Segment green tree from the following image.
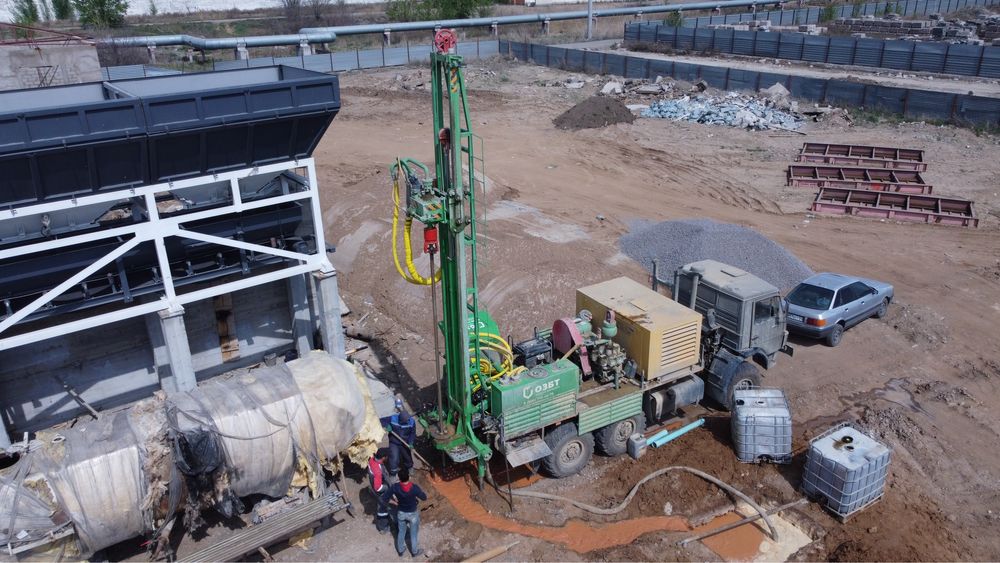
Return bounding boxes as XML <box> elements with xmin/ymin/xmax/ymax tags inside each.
<box><xmin>665</xmin><ymin>11</ymin><xmax>683</xmax><ymax>27</ymax></box>
<box><xmin>12</xmin><ymin>0</ymin><xmax>40</xmax><ymax>26</ymax></box>
<box><xmin>148</xmin><ymin>0</ymin><xmax>157</xmax><ymax>15</ymax></box>
<box><xmin>73</xmin><ymin>0</ymin><xmax>129</xmax><ymax>27</ymax></box>
<box><xmin>819</xmin><ymin>2</ymin><xmax>838</xmax><ymax>22</ymax></box>
<box><xmin>52</xmin><ymin>0</ymin><xmax>74</xmax><ymax>19</ymax></box>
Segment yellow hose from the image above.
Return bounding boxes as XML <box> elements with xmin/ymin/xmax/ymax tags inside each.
<box><xmin>391</xmin><ymin>161</ymin><xmax>441</xmax><ymax>286</ymax></box>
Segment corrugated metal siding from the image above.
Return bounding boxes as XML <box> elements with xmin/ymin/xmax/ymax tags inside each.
<box><xmin>777</xmin><ymin>33</ymin><xmax>805</xmax><ymax>60</ymax></box>
<box><xmin>802</xmin><ymin>36</ymin><xmax>830</xmax><ymax>62</ymax></box>
<box><xmin>754</xmin><ymin>32</ymin><xmax>780</xmax><ymax>57</ymax></box>
<box><xmin>694</xmin><ymin>28</ymin><xmax>715</xmax><ymax>51</ymax></box>
<box><xmin>911</xmin><ymin>43</ymin><xmax>948</xmax><ymax>73</ymax></box>
<box><xmin>881</xmin><ymin>41</ymin><xmax>915</xmax><ymax>71</ymax></box>
<box><xmin>978</xmin><ymin>49</ymin><xmax>1000</xmax><ymax>78</ymax></box>
<box><xmin>578</xmin><ymin>392</ymin><xmax>643</xmax><ymax>434</ymax></box>
<box><xmin>732</xmin><ymin>30</ymin><xmax>756</xmax><ymax>55</ymax></box>
<box><xmin>943</xmin><ymin>44</ymin><xmax>982</xmax><ymax>75</ymax></box>
<box><xmin>503</xmin><ymin>391</ymin><xmax>577</xmax><ymax>437</ymax></box>
<box><xmin>853</xmin><ymin>38</ymin><xmax>884</xmax><ymax>67</ymax></box>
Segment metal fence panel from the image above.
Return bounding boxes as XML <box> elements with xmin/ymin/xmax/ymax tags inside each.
<box><xmin>802</xmin><ymin>35</ymin><xmax>831</xmax><ymax>62</ymax></box>
<box><xmin>274</xmin><ymin>55</ymin><xmax>303</xmax><ymax>68</ymax></box>
<box><xmin>650</xmin><ymin>59</ymin><xmax>675</xmax><ymax>77</ymax></box>
<box><xmin>382</xmin><ymin>47</ymin><xmax>408</xmax><ymax>66</ymax></box>
<box><xmin>727</xmin><ymin>68</ymin><xmax>759</xmax><ymax>90</ymax></box>
<box><xmin>825</xmin><ymin>80</ymin><xmax>867</xmax><ymax>107</ymax></box>
<box><xmin>911</xmin><ymin>42</ymin><xmax>948</xmax><ymax>73</ymax></box>
<box><xmin>103</xmin><ymin>64</ymin><xmax>146</xmax><ymax>80</ymax></box>
<box><xmin>958</xmin><ymin>95</ymin><xmax>1000</xmax><ymax>123</ymax></box>
<box><xmin>408</xmin><ymin>44</ymin><xmax>434</xmax><ymax>63</ymax></box>
<box><xmin>357</xmin><ymin>49</ymin><xmax>383</xmax><ymax>69</ymax></box>
<box><xmin>753</xmin><ymin>32</ymin><xmax>780</xmax><ymax>57</ymax></box>
<box><xmin>583</xmin><ymin>50</ymin><xmax>604</xmax><ymax>74</ymax></box>
<box><xmin>943</xmin><ymin>44</ymin><xmax>982</xmax><ymax>75</ymax></box>
<box><xmin>866</xmin><ymin>85</ymin><xmax>908</xmax><ymax>114</ymax></box>
<box><xmin>676</xmin><ymin>27</ymin><xmax>696</xmax><ymax>50</ymax></box>
<box><xmin>456</xmin><ymin>41</ymin><xmax>478</xmax><ymax>59</ymax></box>
<box><xmin>788</xmin><ymin>76</ymin><xmax>826</xmax><ymax>100</ymax></box>
<box><xmin>694</xmin><ymin>27</ymin><xmax>716</xmax><ymax>51</ymax></box>
<box><xmin>547</xmin><ymin>46</ymin><xmax>568</xmax><ymax>69</ymax></box>
<box><xmin>480</xmin><ymin>40</ymin><xmax>500</xmax><ymax>58</ymax></box>
<box><xmin>906</xmin><ymin>90</ymin><xmax>952</xmax><ymax>119</ymax></box>
<box><xmin>248</xmin><ymin>57</ymin><xmax>276</xmax><ymax>67</ymax></box>
<box><xmin>605</xmin><ymin>53</ymin><xmax>628</xmax><ymax>76</ymax></box>
<box><xmin>714</xmin><ymin>29</ymin><xmax>735</xmax><ymax>52</ymax></box>
<box><xmin>881</xmin><ymin>41</ymin><xmax>915</xmax><ymax>70</ymax></box>
<box><xmin>331</xmin><ymin>51</ymin><xmax>359</xmax><ymax>71</ymax></box>
<box><xmin>214</xmin><ymin>60</ymin><xmax>249</xmax><ymax>71</ymax></box>
<box><xmin>624</xmin><ymin>55</ymin><xmax>646</xmax><ymax>78</ymax></box>
<box><xmin>978</xmin><ymin>48</ymin><xmax>1000</xmax><ymax>78</ymax></box>
<box><xmin>672</xmin><ymin>61</ymin><xmax>701</xmax><ymax>82</ymax></box>
<box><xmin>732</xmin><ymin>30</ymin><xmax>756</xmax><ymax>55</ymax></box>
<box><xmin>302</xmin><ymin>54</ymin><xmax>333</xmax><ymax>73</ymax></box>
<box><xmin>655</xmin><ymin>25</ymin><xmax>677</xmax><ymax>45</ymax></box>
<box><xmin>565</xmin><ymin>48</ymin><xmax>585</xmax><ymax>71</ymax></box>
<box><xmin>699</xmin><ymin>65</ymin><xmax>728</xmax><ymax>88</ymax></box>
<box><xmin>777</xmin><ymin>33</ymin><xmax>805</xmax><ymax>60</ymax></box>
<box><xmin>852</xmin><ymin>38</ymin><xmax>884</xmax><ymax>67</ymax></box>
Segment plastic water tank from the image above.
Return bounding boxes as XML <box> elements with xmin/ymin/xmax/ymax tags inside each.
<box><xmin>731</xmin><ymin>388</ymin><xmax>792</xmax><ymax>463</ymax></box>
<box><xmin>802</xmin><ymin>424</ymin><xmax>891</xmax><ymax>519</ymax></box>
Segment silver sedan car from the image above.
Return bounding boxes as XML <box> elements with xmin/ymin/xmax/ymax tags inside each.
<box><xmin>784</xmin><ymin>273</ymin><xmax>894</xmax><ymax>347</ymax></box>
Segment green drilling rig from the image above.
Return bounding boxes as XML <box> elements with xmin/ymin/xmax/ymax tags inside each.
<box><xmin>389</xmin><ymin>31</ymin><xmax>791</xmax><ymax>487</ymax></box>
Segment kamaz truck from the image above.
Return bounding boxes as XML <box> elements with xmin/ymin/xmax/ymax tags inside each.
<box><xmin>392</xmin><ymin>32</ymin><xmax>791</xmax><ymax>484</ymax></box>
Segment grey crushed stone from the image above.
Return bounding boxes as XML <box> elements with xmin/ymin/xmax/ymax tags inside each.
<box><xmin>620</xmin><ymin>218</ymin><xmax>813</xmax><ymax>291</ymax></box>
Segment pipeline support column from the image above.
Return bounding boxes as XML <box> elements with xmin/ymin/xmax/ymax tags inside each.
<box><xmin>288</xmin><ymin>274</ymin><xmax>314</xmax><ymax>357</ymax></box>
<box><xmin>313</xmin><ymin>268</ymin><xmax>346</xmax><ymax>359</ymax></box>
<box><xmin>150</xmin><ymin>307</ymin><xmax>197</xmax><ymax>393</ymax></box>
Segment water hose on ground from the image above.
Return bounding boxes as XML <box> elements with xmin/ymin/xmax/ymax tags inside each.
<box><xmin>505</xmin><ymin>466</ymin><xmax>779</xmax><ymax>541</ymax></box>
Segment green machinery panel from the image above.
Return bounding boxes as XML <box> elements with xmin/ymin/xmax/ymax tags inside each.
<box><xmin>577</xmin><ymin>391</ymin><xmax>644</xmax><ymax>435</ymax></box>
<box><xmin>491</xmin><ymin>359</ymin><xmax>579</xmax><ymax>437</ymax></box>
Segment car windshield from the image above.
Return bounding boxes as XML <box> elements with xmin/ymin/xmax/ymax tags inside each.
<box><xmin>786</xmin><ymin>283</ymin><xmax>835</xmax><ymax>310</ymax></box>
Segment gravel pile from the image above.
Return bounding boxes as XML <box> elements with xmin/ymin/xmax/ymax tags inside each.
<box><xmin>641</xmin><ymin>93</ymin><xmax>801</xmax><ymax>130</ymax></box>
<box><xmin>553</xmin><ymin>96</ymin><xmax>635</xmax><ymax>130</ymax></box>
<box><xmin>620</xmin><ymin>219</ymin><xmax>813</xmax><ymax>291</ymax></box>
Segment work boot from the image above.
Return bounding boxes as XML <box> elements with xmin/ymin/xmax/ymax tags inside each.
<box><xmin>411</xmin><ymin>549</ymin><xmax>424</xmax><ymax>558</ymax></box>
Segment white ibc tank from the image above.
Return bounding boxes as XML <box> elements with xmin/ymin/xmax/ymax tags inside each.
<box><xmin>731</xmin><ymin>388</ymin><xmax>792</xmax><ymax>463</ymax></box>
<box><xmin>802</xmin><ymin>424</ymin><xmax>891</xmax><ymax>519</ymax></box>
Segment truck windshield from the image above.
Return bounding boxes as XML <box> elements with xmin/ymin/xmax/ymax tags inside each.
<box><xmin>786</xmin><ymin>283</ymin><xmax>835</xmax><ymax>310</ymax></box>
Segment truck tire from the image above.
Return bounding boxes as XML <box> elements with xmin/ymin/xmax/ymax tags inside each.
<box><xmin>725</xmin><ymin>362</ymin><xmax>761</xmax><ymax>410</ymax></box>
<box><xmin>826</xmin><ymin>324</ymin><xmax>845</xmax><ymax>347</ymax></box>
<box><xmin>540</xmin><ymin>423</ymin><xmax>594</xmax><ymax>478</ymax></box>
<box><xmin>595</xmin><ymin>414</ymin><xmax>646</xmax><ymax>457</ymax></box>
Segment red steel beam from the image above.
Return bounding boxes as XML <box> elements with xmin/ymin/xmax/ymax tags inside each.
<box><xmin>801</xmin><ymin>142</ymin><xmax>925</xmax><ymax>167</ymax></box>
<box><xmin>787</xmin><ymin>165</ymin><xmax>932</xmax><ymax>194</ymax></box>
<box><xmin>810</xmin><ymin>187</ymin><xmax>978</xmax><ymax>227</ymax></box>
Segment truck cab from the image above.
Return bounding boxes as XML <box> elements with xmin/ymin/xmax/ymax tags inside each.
<box><xmin>669</xmin><ymin>260</ymin><xmax>792</xmax><ymax>408</ymax></box>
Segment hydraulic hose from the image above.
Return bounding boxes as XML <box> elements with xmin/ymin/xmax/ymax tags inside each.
<box><xmin>506</xmin><ymin>465</ymin><xmax>779</xmax><ymax>541</ymax></box>
<box><xmin>391</xmin><ymin>159</ymin><xmax>441</xmax><ymax>286</ymax></box>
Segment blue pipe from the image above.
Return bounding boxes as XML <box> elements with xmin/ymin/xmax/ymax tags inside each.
<box><xmin>648</xmin><ymin>418</ymin><xmax>705</xmax><ymax>448</ymax></box>
<box><xmin>105</xmin><ymin>0</ymin><xmax>773</xmax><ymax>49</ymax></box>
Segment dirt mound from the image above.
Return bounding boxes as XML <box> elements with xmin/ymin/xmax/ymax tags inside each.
<box><xmin>553</xmin><ymin>96</ymin><xmax>635</xmax><ymax>130</ymax></box>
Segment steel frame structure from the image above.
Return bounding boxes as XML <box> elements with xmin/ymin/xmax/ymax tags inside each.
<box><xmin>810</xmin><ymin>187</ymin><xmax>979</xmax><ymax>227</ymax></box>
<box><xmin>0</xmin><ymin>158</ymin><xmax>331</xmax><ymax>351</ymax></box>
<box><xmin>787</xmin><ymin>165</ymin><xmax>932</xmax><ymax>194</ymax></box>
<box><xmin>797</xmin><ymin>143</ymin><xmax>927</xmax><ymax>171</ymax></box>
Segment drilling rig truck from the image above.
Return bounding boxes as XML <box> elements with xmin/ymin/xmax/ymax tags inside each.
<box><xmin>391</xmin><ymin>31</ymin><xmax>791</xmax><ymax>485</ymax></box>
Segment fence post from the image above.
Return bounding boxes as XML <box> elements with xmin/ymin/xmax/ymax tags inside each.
<box><xmin>356</xmin><ymin>48</ymin><xmax>361</xmax><ymax>70</ymax></box>
<box><xmin>724</xmin><ymin>67</ymin><xmax>731</xmax><ymax>90</ymax></box>
<box><xmin>975</xmin><ymin>46</ymin><xmax>986</xmax><ymax>77</ymax></box>
<box><xmin>902</xmin><ymin>89</ymin><xmax>911</xmax><ymax>117</ymax></box>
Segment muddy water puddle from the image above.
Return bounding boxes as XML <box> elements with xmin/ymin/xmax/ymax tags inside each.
<box><xmin>694</xmin><ymin>505</ymin><xmax>813</xmax><ymax>562</ymax></box>
<box><xmin>429</xmin><ymin>474</ymin><xmax>688</xmax><ymax>553</ymax></box>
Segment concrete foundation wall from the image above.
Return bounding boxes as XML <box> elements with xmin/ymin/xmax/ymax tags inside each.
<box><xmin>0</xmin><ymin>44</ymin><xmax>102</xmax><ymax>91</ymax></box>
<box><xmin>0</xmin><ymin>281</ymin><xmax>296</xmax><ymax>434</ymax></box>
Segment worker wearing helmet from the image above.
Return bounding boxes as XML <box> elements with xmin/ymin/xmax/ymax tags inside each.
<box><xmin>382</xmin><ymin>408</ymin><xmax>416</xmax><ymax>479</ymax></box>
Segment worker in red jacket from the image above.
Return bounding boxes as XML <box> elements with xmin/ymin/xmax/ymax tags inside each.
<box><xmin>382</xmin><ymin>468</ymin><xmax>427</xmax><ymax>558</ymax></box>
<box><xmin>367</xmin><ymin>449</ymin><xmax>390</xmax><ymax>534</ymax></box>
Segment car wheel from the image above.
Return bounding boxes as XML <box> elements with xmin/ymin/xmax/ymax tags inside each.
<box><xmin>826</xmin><ymin>324</ymin><xmax>845</xmax><ymax>347</ymax></box>
<box><xmin>540</xmin><ymin>423</ymin><xmax>594</xmax><ymax>478</ymax></box>
<box><xmin>724</xmin><ymin>362</ymin><xmax>762</xmax><ymax>411</ymax></box>
<box><xmin>874</xmin><ymin>298</ymin><xmax>889</xmax><ymax>319</ymax></box>
<box><xmin>595</xmin><ymin>414</ymin><xmax>646</xmax><ymax>456</ymax></box>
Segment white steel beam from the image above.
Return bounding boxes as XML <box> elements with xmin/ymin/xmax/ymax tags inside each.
<box><xmin>0</xmin><ymin>158</ymin><xmax>313</xmax><ymax>222</ymax></box>
<box><xmin>176</xmin><ymin>229</ymin><xmax>316</xmax><ymax>264</ymax></box>
<box><xmin>0</xmin><ymin>236</ymin><xmax>142</xmax><ymax>333</ymax></box>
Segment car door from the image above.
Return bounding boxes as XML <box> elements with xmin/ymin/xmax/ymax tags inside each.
<box><xmin>750</xmin><ymin>295</ymin><xmax>784</xmax><ymax>356</ymax></box>
<box><xmin>843</xmin><ymin>282</ymin><xmax>875</xmax><ymax>326</ymax></box>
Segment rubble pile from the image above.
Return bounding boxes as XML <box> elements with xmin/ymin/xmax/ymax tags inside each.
<box><xmin>641</xmin><ymin>92</ymin><xmax>802</xmax><ymax>130</ymax></box>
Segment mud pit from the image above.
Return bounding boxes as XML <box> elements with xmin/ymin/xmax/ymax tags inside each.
<box><xmin>298</xmin><ymin>58</ymin><xmax>1000</xmax><ymax>561</ymax></box>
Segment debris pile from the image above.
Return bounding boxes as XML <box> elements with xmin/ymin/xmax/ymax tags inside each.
<box><xmin>553</xmin><ymin>96</ymin><xmax>636</xmax><ymax>130</ymax></box>
<box><xmin>620</xmin><ymin>218</ymin><xmax>813</xmax><ymax>290</ymax></box>
<box><xmin>641</xmin><ymin>93</ymin><xmax>802</xmax><ymax>131</ymax></box>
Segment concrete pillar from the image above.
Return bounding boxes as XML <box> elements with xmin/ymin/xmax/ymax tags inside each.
<box><xmin>383</xmin><ymin>30</ymin><xmax>391</xmax><ymax>46</ymax></box>
<box><xmin>490</xmin><ymin>23</ymin><xmax>499</xmax><ymax>36</ymax></box>
<box><xmin>312</xmin><ymin>268</ymin><xmax>345</xmax><ymax>359</ymax></box>
<box><xmin>542</xmin><ymin>18</ymin><xmax>551</xmax><ymax>34</ymax></box>
<box><xmin>235</xmin><ymin>44</ymin><xmax>249</xmax><ymax>60</ymax></box>
<box><xmin>288</xmin><ymin>274</ymin><xmax>314</xmax><ymax>358</ymax></box>
<box><xmin>157</xmin><ymin>307</ymin><xmax>197</xmax><ymax>393</ymax></box>
<box><xmin>298</xmin><ymin>40</ymin><xmax>313</xmax><ymax>56</ymax></box>
<box><xmin>147</xmin><ymin>45</ymin><xmax>157</xmax><ymax>63</ymax></box>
